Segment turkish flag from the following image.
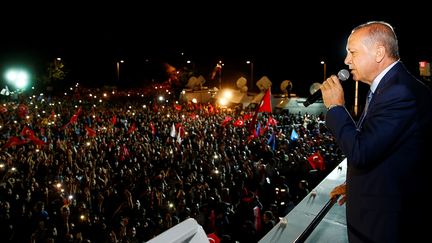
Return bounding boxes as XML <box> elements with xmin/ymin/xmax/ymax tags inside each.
<box><xmin>233</xmin><ymin>118</ymin><xmax>244</xmax><ymax>127</ymax></box>
<box><xmin>111</xmin><ymin>115</ymin><xmax>117</xmax><ymax>125</ymax></box>
<box><xmin>221</xmin><ymin>116</ymin><xmax>232</xmax><ymax>127</ymax></box>
<box><xmin>68</xmin><ymin>106</ymin><xmax>82</xmax><ymax>125</ymax></box>
<box><xmin>128</xmin><ymin>122</ymin><xmax>137</xmax><ymax>134</ymax></box>
<box><xmin>20</xmin><ymin>126</ymin><xmax>35</xmax><ymax>138</ymax></box>
<box><xmin>18</xmin><ymin>104</ymin><xmax>29</xmax><ymax>118</ymax></box>
<box><xmin>149</xmin><ymin>121</ymin><xmax>156</xmax><ymax>135</ymax></box>
<box><xmin>207</xmin><ymin>233</ymin><xmax>220</xmax><ymax>243</ymax></box>
<box><xmin>307</xmin><ymin>151</ymin><xmax>325</xmax><ymax>170</ymax></box>
<box><xmin>267</xmin><ymin>115</ymin><xmax>278</xmax><ymax>127</ymax></box>
<box><xmin>85</xmin><ymin>126</ymin><xmax>97</xmax><ymax>137</ymax></box>
<box><xmin>3</xmin><ymin>136</ymin><xmax>28</xmax><ymax>148</ymax></box>
<box><xmin>249</xmin><ymin>88</ymin><xmax>272</xmax><ymax>135</ymax></box>
<box><xmin>257</xmin><ymin>88</ymin><xmax>272</xmax><ymax>113</ymax></box>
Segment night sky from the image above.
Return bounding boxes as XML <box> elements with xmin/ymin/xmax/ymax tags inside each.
<box><xmin>1</xmin><ymin>4</ymin><xmax>431</xmax><ymax>99</ymax></box>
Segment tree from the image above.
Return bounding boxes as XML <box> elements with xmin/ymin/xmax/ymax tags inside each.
<box><xmin>40</xmin><ymin>58</ymin><xmax>68</xmax><ymax>87</ymax></box>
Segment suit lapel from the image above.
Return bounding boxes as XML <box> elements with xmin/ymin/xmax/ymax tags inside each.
<box><xmin>356</xmin><ymin>62</ymin><xmax>404</xmax><ymax>129</ymax></box>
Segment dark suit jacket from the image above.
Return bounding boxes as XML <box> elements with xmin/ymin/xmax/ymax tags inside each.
<box><xmin>326</xmin><ymin>62</ymin><xmax>432</xmax><ymax>243</ymax></box>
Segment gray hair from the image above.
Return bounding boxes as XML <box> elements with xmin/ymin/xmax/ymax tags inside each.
<box><xmin>352</xmin><ymin>21</ymin><xmax>400</xmax><ymax>60</ymax></box>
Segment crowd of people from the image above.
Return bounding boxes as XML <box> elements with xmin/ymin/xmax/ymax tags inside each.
<box><xmin>0</xmin><ymin>86</ymin><xmax>345</xmax><ymax>242</ymax></box>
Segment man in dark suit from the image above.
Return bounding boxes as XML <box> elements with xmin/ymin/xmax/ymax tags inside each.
<box><xmin>321</xmin><ymin>21</ymin><xmax>432</xmax><ymax>242</ymax></box>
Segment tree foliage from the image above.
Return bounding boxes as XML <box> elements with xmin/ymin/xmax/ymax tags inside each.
<box><xmin>40</xmin><ymin>58</ymin><xmax>68</xmax><ymax>86</ymax></box>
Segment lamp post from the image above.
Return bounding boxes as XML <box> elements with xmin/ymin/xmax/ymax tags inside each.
<box><xmin>320</xmin><ymin>61</ymin><xmax>326</xmax><ymax>81</ymax></box>
<box><xmin>186</xmin><ymin>59</ymin><xmax>196</xmax><ymax>74</ymax></box>
<box><xmin>218</xmin><ymin>60</ymin><xmax>223</xmax><ymax>89</ymax></box>
<box><xmin>246</xmin><ymin>60</ymin><xmax>253</xmax><ymax>92</ymax></box>
<box><xmin>116</xmin><ymin>60</ymin><xmax>124</xmax><ymax>82</ymax></box>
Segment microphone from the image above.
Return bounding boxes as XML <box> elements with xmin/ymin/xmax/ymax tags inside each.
<box><xmin>303</xmin><ymin>69</ymin><xmax>350</xmax><ymax>107</ymax></box>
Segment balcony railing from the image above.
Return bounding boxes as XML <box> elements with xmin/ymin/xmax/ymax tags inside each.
<box><xmin>259</xmin><ymin>159</ymin><xmax>348</xmax><ymax>243</ymax></box>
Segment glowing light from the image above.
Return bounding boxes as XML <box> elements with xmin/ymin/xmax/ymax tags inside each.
<box><xmin>218</xmin><ymin>98</ymin><xmax>228</xmax><ymax>106</ymax></box>
<box><xmin>5</xmin><ymin>69</ymin><xmax>30</xmax><ymax>90</ymax></box>
<box><xmin>223</xmin><ymin>90</ymin><xmax>233</xmax><ymax>99</ymax></box>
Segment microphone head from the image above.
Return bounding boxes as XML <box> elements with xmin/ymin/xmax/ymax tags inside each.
<box><xmin>337</xmin><ymin>69</ymin><xmax>350</xmax><ymax>81</ymax></box>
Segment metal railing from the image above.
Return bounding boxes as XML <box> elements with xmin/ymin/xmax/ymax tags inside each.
<box><xmin>292</xmin><ymin>195</ymin><xmax>340</xmax><ymax>243</ymax></box>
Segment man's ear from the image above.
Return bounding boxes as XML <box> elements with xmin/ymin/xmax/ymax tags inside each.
<box><xmin>375</xmin><ymin>45</ymin><xmax>385</xmax><ymax>62</ymax></box>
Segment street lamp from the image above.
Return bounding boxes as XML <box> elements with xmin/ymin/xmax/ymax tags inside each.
<box><xmin>116</xmin><ymin>60</ymin><xmax>124</xmax><ymax>82</ymax></box>
<box><xmin>246</xmin><ymin>60</ymin><xmax>254</xmax><ymax>92</ymax></box>
<box><xmin>321</xmin><ymin>61</ymin><xmax>326</xmax><ymax>81</ymax></box>
<box><xmin>218</xmin><ymin>60</ymin><xmax>223</xmax><ymax>89</ymax></box>
<box><xmin>186</xmin><ymin>60</ymin><xmax>196</xmax><ymax>72</ymax></box>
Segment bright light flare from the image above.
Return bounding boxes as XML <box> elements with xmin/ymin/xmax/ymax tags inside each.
<box><xmin>5</xmin><ymin>69</ymin><xmax>29</xmax><ymax>89</ymax></box>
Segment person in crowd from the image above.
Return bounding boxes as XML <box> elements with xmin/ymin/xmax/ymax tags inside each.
<box><xmin>0</xmin><ymin>85</ymin><xmax>345</xmax><ymax>242</ymax></box>
<box><xmin>260</xmin><ymin>210</ymin><xmax>276</xmax><ymax>238</ymax></box>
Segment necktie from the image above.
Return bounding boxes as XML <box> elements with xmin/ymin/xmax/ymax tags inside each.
<box><xmin>357</xmin><ymin>89</ymin><xmax>373</xmax><ymax>128</ymax></box>
<box><xmin>364</xmin><ymin>89</ymin><xmax>373</xmax><ymax>113</ymax></box>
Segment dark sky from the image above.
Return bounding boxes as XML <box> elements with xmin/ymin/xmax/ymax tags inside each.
<box><xmin>1</xmin><ymin>4</ymin><xmax>431</xmax><ymax>98</ymax></box>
